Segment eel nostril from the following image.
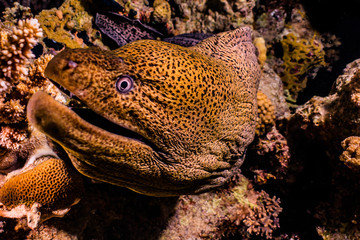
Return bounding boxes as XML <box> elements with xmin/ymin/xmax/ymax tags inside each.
<box><xmin>68</xmin><ymin>60</ymin><xmax>77</xmax><ymax>69</ymax></box>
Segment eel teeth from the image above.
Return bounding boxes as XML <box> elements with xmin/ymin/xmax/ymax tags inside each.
<box><xmin>49</xmin><ymin>79</ymin><xmax>81</xmax><ymax>102</ymax></box>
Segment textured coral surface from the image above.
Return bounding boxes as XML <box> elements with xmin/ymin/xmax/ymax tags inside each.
<box><xmin>0</xmin><ymin>158</ymin><xmax>83</xmax><ymax>209</ymax></box>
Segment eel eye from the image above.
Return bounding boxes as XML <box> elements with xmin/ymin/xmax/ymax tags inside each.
<box><xmin>116</xmin><ymin>75</ymin><xmax>133</xmax><ymax>93</ymax></box>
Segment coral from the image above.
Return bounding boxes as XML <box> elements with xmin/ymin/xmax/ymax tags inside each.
<box><xmin>114</xmin><ymin>0</ymin><xmax>174</xmax><ymax>34</ymax></box>
<box><xmin>0</xmin><ymin>1</ymin><xmax>64</xmax><ymax>15</ymax></box>
<box><xmin>247</xmin><ymin>69</ymin><xmax>290</xmax><ymax>185</ymax></box>
<box><xmin>0</xmin><ymin>53</ymin><xmax>54</xmax><ymax>149</ymax></box>
<box><xmin>241</xmin><ymin>190</ymin><xmax>281</xmax><ymax>238</ymax></box>
<box><xmin>286</xmin><ymin>58</ymin><xmax>360</xmax><ymax>239</ymax></box>
<box><xmin>254</xmin><ymin>3</ymin><xmax>334</xmax><ymax>104</ymax></box>
<box><xmin>0</xmin><ymin>5</ymin><xmax>48</xmax><ymax>154</ymax></box>
<box><xmin>160</xmin><ymin>175</ymin><xmax>282</xmax><ymax>239</ymax></box>
<box><xmin>340</xmin><ymin>136</ymin><xmax>360</xmax><ymax>171</ymax></box>
<box><xmin>36</xmin><ymin>0</ymin><xmax>103</xmax><ymax>49</ymax></box>
<box><xmin>152</xmin><ymin>0</ymin><xmax>171</xmax><ymax>24</ymax></box>
<box><xmin>0</xmin><ymin>158</ymin><xmax>83</xmax><ymax>210</ymax></box>
<box><xmin>280</xmin><ymin>32</ymin><xmax>326</xmax><ymax>102</ymax></box>
<box><xmin>1</xmin><ymin>18</ymin><xmax>42</xmax><ymax>82</ymax></box>
<box><xmin>254</xmin><ymin>37</ymin><xmax>267</xmax><ymax>66</ymax></box>
<box><xmin>287</xmin><ymin>58</ymin><xmax>360</xmax><ymax>151</ymax></box>
<box><xmin>1</xmin><ymin>2</ymin><xmax>32</xmax><ymax>23</ymax></box>
<box><xmin>172</xmin><ymin>0</ymin><xmax>256</xmax><ymax>35</ymax></box>
<box><xmin>256</xmin><ymin>90</ymin><xmax>275</xmax><ymax>136</ymax></box>
<box><xmin>122</xmin><ymin>0</ymin><xmax>152</xmax><ymax>21</ymax></box>
<box><xmin>0</xmin><ymin>126</ymin><xmax>27</xmax><ymax>151</ymax></box>
<box><xmin>248</xmin><ymin>128</ymin><xmax>290</xmax><ymax>184</ymax></box>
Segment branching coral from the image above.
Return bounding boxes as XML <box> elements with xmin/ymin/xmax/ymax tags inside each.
<box><xmin>1</xmin><ymin>19</ymin><xmax>42</xmax><ymax>82</ymax></box>
<box><xmin>0</xmin><ymin>5</ymin><xmax>46</xmax><ymax>153</ymax></box>
<box><xmin>0</xmin><ymin>53</ymin><xmax>54</xmax><ymax>150</ymax></box>
<box><xmin>280</xmin><ymin>33</ymin><xmax>326</xmax><ymax>101</ymax></box>
<box><xmin>249</xmin><ymin>128</ymin><xmax>290</xmax><ymax>184</ymax></box>
<box><xmin>1</xmin><ymin>2</ymin><xmax>32</xmax><ymax>23</ymax></box>
<box><xmin>242</xmin><ymin>190</ymin><xmax>281</xmax><ymax>238</ymax></box>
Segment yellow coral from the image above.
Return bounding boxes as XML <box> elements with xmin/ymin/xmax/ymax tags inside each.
<box><xmin>36</xmin><ymin>0</ymin><xmax>102</xmax><ymax>49</ymax></box>
<box><xmin>254</xmin><ymin>37</ymin><xmax>267</xmax><ymax>66</ymax></box>
<box><xmin>280</xmin><ymin>33</ymin><xmax>326</xmax><ymax>101</ymax></box>
<box><xmin>256</xmin><ymin>91</ymin><xmax>275</xmax><ymax>136</ymax></box>
<box><xmin>0</xmin><ymin>158</ymin><xmax>83</xmax><ymax>209</ymax></box>
<box><xmin>153</xmin><ymin>0</ymin><xmax>172</xmax><ymax>23</ymax></box>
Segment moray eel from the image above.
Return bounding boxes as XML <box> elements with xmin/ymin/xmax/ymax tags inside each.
<box><xmin>27</xmin><ymin>28</ymin><xmax>260</xmax><ymax>196</ymax></box>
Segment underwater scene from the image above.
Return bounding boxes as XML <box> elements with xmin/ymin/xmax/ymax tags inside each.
<box><xmin>0</xmin><ymin>0</ymin><xmax>360</xmax><ymax>239</ymax></box>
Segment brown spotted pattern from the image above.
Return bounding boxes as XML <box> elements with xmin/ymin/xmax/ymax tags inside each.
<box><xmin>27</xmin><ymin>28</ymin><xmax>260</xmax><ymax>196</ymax></box>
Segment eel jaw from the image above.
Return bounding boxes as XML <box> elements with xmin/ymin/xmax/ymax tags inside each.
<box><xmin>26</xmin><ymin>91</ymin><xmax>163</xmax><ymax>191</ymax></box>
<box><xmin>27</xmin><ymin>91</ymin><xmax>152</xmax><ymax>150</ymax></box>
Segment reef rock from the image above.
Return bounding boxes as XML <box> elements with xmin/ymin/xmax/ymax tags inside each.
<box><xmin>287</xmin><ymin>58</ymin><xmax>360</xmax><ymax>157</ymax></box>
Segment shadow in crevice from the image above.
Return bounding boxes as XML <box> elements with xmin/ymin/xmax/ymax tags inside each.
<box><xmin>297</xmin><ymin>0</ymin><xmax>360</xmax><ymax>104</ymax></box>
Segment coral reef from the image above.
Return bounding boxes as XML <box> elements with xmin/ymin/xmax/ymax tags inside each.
<box><xmin>160</xmin><ymin>175</ymin><xmax>282</xmax><ymax>239</ymax></box>
<box><xmin>247</xmin><ymin>59</ymin><xmax>290</xmax><ymax>186</ymax></box>
<box><xmin>280</xmin><ymin>32</ymin><xmax>326</xmax><ymax>102</ymax></box>
<box><xmin>254</xmin><ymin>2</ymin><xmax>335</xmax><ymax>104</ymax></box>
<box><xmin>287</xmin><ymin>58</ymin><xmax>360</xmax><ymax>152</ymax></box>
<box><xmin>0</xmin><ymin>1</ymin><xmax>64</xmax><ymax>15</ymax></box>
<box><xmin>0</xmin><ymin>4</ymin><xmax>46</xmax><ymax>156</ymax></box>
<box><xmin>172</xmin><ymin>0</ymin><xmax>255</xmax><ymax>35</ymax></box>
<box><xmin>152</xmin><ymin>0</ymin><xmax>171</xmax><ymax>24</ymax></box>
<box><xmin>254</xmin><ymin>36</ymin><xmax>267</xmax><ymax>66</ymax></box>
<box><xmin>256</xmin><ymin>90</ymin><xmax>275</xmax><ymax>136</ymax></box>
<box><xmin>36</xmin><ymin>0</ymin><xmax>103</xmax><ymax>49</ymax></box>
<box><xmin>340</xmin><ymin>136</ymin><xmax>360</xmax><ymax>171</ymax></box>
<box><xmin>118</xmin><ymin>0</ymin><xmax>257</xmax><ymax>35</ymax></box>
<box><xmin>284</xmin><ymin>58</ymin><xmax>360</xmax><ymax>239</ymax></box>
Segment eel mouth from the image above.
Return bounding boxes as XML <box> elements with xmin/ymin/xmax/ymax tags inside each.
<box><xmin>30</xmin><ymin>81</ymin><xmax>155</xmax><ymax>150</ymax></box>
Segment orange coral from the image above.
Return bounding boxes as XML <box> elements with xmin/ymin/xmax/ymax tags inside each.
<box><xmin>256</xmin><ymin>90</ymin><xmax>276</xmax><ymax>136</ymax></box>
<box><xmin>0</xmin><ymin>158</ymin><xmax>83</xmax><ymax>210</ymax></box>
<box><xmin>254</xmin><ymin>37</ymin><xmax>267</xmax><ymax>66</ymax></box>
<box><xmin>340</xmin><ymin>136</ymin><xmax>360</xmax><ymax>171</ymax></box>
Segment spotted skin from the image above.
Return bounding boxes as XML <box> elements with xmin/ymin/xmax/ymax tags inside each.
<box><xmin>27</xmin><ymin>28</ymin><xmax>260</xmax><ymax>196</ymax></box>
